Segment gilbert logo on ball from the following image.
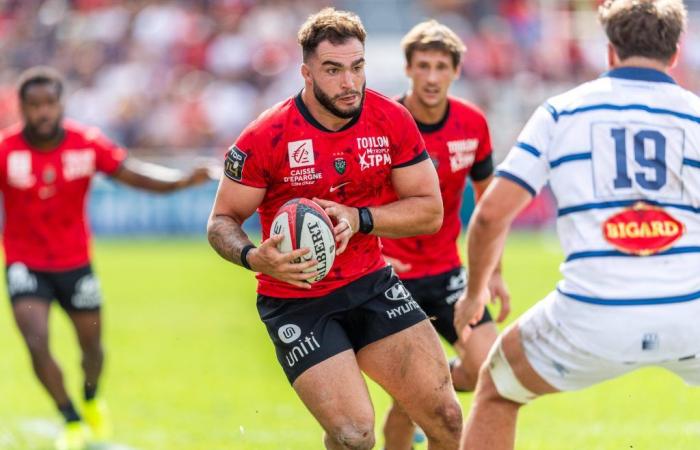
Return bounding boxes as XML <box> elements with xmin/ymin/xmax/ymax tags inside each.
<box><xmin>271</xmin><ymin>198</ymin><xmax>336</xmax><ymax>283</ymax></box>
<box><xmin>602</xmin><ymin>202</ymin><xmax>685</xmax><ymax>256</ymax></box>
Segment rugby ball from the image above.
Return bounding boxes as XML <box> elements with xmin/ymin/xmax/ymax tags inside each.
<box><xmin>270</xmin><ymin>198</ymin><xmax>336</xmax><ymax>283</ymax></box>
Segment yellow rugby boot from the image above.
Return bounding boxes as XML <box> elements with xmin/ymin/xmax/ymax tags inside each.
<box><xmin>55</xmin><ymin>421</ymin><xmax>88</xmax><ymax>450</ymax></box>
<box><xmin>82</xmin><ymin>397</ymin><xmax>112</xmax><ymax>441</ymax></box>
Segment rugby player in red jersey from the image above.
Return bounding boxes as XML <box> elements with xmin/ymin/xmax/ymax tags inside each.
<box><xmin>208</xmin><ymin>8</ymin><xmax>463</xmax><ymax>450</ymax></box>
<box><xmin>380</xmin><ymin>21</ymin><xmax>511</xmax><ymax>450</ymax></box>
<box><xmin>3</xmin><ymin>67</ymin><xmax>214</xmax><ymax>450</ymax></box>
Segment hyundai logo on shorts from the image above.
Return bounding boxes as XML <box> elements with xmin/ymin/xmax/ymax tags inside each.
<box><xmin>278</xmin><ymin>324</ymin><xmax>302</xmax><ymax>344</ymax></box>
<box><xmin>385</xmin><ymin>283</ymin><xmax>411</xmax><ymax>301</ymax></box>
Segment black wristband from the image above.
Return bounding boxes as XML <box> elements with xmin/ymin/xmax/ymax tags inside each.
<box><xmin>240</xmin><ymin>244</ymin><xmax>256</xmax><ymax>270</ymax></box>
<box><xmin>357</xmin><ymin>207</ymin><xmax>374</xmax><ymax>234</ymax></box>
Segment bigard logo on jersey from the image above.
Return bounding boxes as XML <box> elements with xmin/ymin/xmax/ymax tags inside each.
<box><xmin>603</xmin><ymin>202</ymin><xmax>684</xmax><ymax>256</ymax></box>
<box><xmin>224</xmin><ymin>146</ymin><xmax>247</xmax><ymax>181</ymax></box>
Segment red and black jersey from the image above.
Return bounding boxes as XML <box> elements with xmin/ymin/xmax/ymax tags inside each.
<box><xmin>0</xmin><ymin>120</ymin><xmax>127</xmax><ymax>270</ymax></box>
<box><xmin>381</xmin><ymin>96</ymin><xmax>494</xmax><ymax>279</ymax></box>
<box><xmin>226</xmin><ymin>88</ymin><xmax>427</xmax><ymax>298</ymax></box>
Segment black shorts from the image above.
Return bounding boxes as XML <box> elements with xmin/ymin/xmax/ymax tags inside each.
<box><xmin>401</xmin><ymin>267</ymin><xmax>492</xmax><ymax>345</ymax></box>
<box><xmin>6</xmin><ymin>263</ymin><xmax>102</xmax><ymax>312</ymax></box>
<box><xmin>257</xmin><ymin>266</ymin><xmax>427</xmax><ymax>384</ymax></box>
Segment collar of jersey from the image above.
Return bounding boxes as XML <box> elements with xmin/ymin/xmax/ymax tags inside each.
<box><xmin>397</xmin><ymin>95</ymin><xmax>451</xmax><ymax>133</ymax></box>
<box><xmin>602</xmin><ymin>67</ymin><xmax>676</xmax><ymax>84</ymax></box>
<box><xmin>294</xmin><ymin>91</ymin><xmax>362</xmax><ymax>133</ymax></box>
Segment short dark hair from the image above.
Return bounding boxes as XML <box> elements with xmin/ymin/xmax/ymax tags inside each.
<box><xmin>17</xmin><ymin>66</ymin><xmax>64</xmax><ymax>101</ymax></box>
<box><xmin>297</xmin><ymin>7</ymin><xmax>367</xmax><ymax>62</ymax></box>
<box><xmin>599</xmin><ymin>0</ymin><xmax>687</xmax><ymax>62</ymax></box>
<box><xmin>402</xmin><ymin>20</ymin><xmax>466</xmax><ymax>68</ymax></box>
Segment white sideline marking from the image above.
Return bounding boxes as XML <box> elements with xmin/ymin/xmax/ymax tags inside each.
<box><xmin>89</xmin><ymin>444</ymin><xmax>142</xmax><ymax>450</ymax></box>
<box><xmin>0</xmin><ymin>430</ymin><xmax>18</xmax><ymax>447</ymax></box>
<box><xmin>18</xmin><ymin>418</ymin><xmax>143</xmax><ymax>450</ymax></box>
<box><xmin>19</xmin><ymin>418</ymin><xmax>60</xmax><ymax>438</ymax></box>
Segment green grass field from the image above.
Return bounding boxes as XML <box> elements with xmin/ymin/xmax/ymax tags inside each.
<box><xmin>1</xmin><ymin>233</ymin><xmax>698</xmax><ymax>450</ymax></box>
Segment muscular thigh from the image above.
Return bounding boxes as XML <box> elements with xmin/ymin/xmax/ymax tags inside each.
<box><xmin>356</xmin><ymin>320</ymin><xmax>454</xmax><ymax>418</ymax></box>
<box><xmin>12</xmin><ymin>298</ymin><xmax>52</xmax><ymax>352</ymax></box>
<box><xmin>293</xmin><ymin>350</ymin><xmax>374</xmax><ymax>434</ymax></box>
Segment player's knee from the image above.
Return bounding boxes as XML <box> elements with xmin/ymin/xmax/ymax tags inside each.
<box><xmin>388</xmin><ymin>400</ymin><xmax>407</xmax><ymax>415</ymax></box>
<box><xmin>328</xmin><ymin>421</ymin><xmax>375</xmax><ymax>450</ymax></box>
<box><xmin>450</xmin><ymin>362</ymin><xmax>477</xmax><ymax>392</ymax></box>
<box><xmin>454</xmin><ymin>378</ymin><xmax>476</xmax><ymax>392</ymax></box>
<box><xmin>424</xmin><ymin>398</ymin><xmax>463</xmax><ymax>441</ymax></box>
<box><xmin>81</xmin><ymin>341</ymin><xmax>103</xmax><ymax>360</ymax></box>
<box><xmin>23</xmin><ymin>333</ymin><xmax>50</xmax><ymax>358</ymax></box>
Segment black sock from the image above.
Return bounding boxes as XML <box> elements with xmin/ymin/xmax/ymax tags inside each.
<box><xmin>84</xmin><ymin>383</ymin><xmax>98</xmax><ymax>401</ymax></box>
<box><xmin>58</xmin><ymin>402</ymin><xmax>81</xmax><ymax>423</ymax></box>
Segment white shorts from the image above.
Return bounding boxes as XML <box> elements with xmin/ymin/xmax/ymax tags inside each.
<box><xmin>519</xmin><ymin>292</ymin><xmax>700</xmax><ymax>392</ymax></box>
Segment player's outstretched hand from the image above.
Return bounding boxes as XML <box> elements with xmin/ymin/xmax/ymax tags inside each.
<box><xmin>488</xmin><ymin>271</ymin><xmax>511</xmax><ymax>323</ymax></box>
<box><xmin>383</xmin><ymin>255</ymin><xmax>412</xmax><ymax>273</ymax></box>
<box><xmin>184</xmin><ymin>160</ymin><xmax>220</xmax><ymax>188</ymax></box>
<box><xmin>247</xmin><ymin>234</ymin><xmax>318</xmax><ymax>289</ymax></box>
<box><xmin>453</xmin><ymin>288</ymin><xmax>490</xmax><ymax>343</ymax></box>
<box><xmin>312</xmin><ymin>198</ymin><xmax>358</xmax><ymax>256</ymax></box>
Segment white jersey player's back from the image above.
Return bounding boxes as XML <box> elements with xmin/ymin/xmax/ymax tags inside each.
<box><xmin>499</xmin><ymin>67</ymin><xmax>700</xmax><ymax>306</ymax></box>
<box><xmin>498</xmin><ymin>67</ymin><xmax>700</xmax><ymax>360</ymax></box>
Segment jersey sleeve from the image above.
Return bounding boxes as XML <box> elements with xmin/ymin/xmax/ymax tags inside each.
<box><xmin>90</xmin><ymin>129</ymin><xmax>127</xmax><ymax>175</ymax></box>
<box><xmin>0</xmin><ymin>142</ymin><xmax>7</xmax><ymax>190</ymax></box>
<box><xmin>495</xmin><ymin>104</ymin><xmax>554</xmax><ymax>196</ymax></box>
<box><xmin>392</xmin><ymin>105</ymin><xmax>429</xmax><ymax>168</ymax></box>
<box><xmin>223</xmin><ymin>123</ymin><xmax>269</xmax><ymax>188</ymax></box>
<box><xmin>470</xmin><ymin>113</ymin><xmax>494</xmax><ymax>182</ymax></box>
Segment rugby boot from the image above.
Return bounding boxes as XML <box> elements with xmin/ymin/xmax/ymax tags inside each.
<box><xmin>55</xmin><ymin>421</ymin><xmax>88</xmax><ymax>450</ymax></box>
<box><xmin>82</xmin><ymin>397</ymin><xmax>112</xmax><ymax>441</ymax></box>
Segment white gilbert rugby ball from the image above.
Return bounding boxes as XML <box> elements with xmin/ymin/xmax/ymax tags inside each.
<box><xmin>270</xmin><ymin>198</ymin><xmax>336</xmax><ymax>283</ymax></box>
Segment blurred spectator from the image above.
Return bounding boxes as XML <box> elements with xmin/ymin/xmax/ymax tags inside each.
<box><xmin>0</xmin><ymin>0</ymin><xmax>699</xmax><ymax>160</ymax></box>
<box><xmin>0</xmin><ymin>0</ymin><xmax>323</xmax><ymax>151</ymax></box>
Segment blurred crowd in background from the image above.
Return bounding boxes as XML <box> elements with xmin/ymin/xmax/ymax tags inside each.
<box><xmin>1</xmin><ymin>0</ymin><xmax>700</xmax><ymax>160</ymax></box>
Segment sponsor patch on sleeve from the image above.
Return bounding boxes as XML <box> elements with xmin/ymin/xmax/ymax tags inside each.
<box><xmin>224</xmin><ymin>145</ymin><xmax>247</xmax><ymax>182</ymax></box>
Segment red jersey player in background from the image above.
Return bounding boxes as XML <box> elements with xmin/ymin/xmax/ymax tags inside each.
<box><xmin>380</xmin><ymin>21</ymin><xmax>511</xmax><ymax>450</ymax></box>
<box><xmin>4</xmin><ymin>67</ymin><xmax>214</xmax><ymax>450</ymax></box>
<box><xmin>208</xmin><ymin>8</ymin><xmax>464</xmax><ymax>450</ymax></box>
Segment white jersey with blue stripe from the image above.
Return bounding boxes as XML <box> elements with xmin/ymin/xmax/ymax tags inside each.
<box><xmin>498</xmin><ymin>67</ymin><xmax>700</xmax><ymax>307</ymax></box>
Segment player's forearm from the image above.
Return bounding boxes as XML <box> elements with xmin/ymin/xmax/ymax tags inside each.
<box><xmin>125</xmin><ymin>173</ymin><xmax>188</xmax><ymax>192</ymax></box>
<box><xmin>207</xmin><ymin>215</ymin><xmax>254</xmax><ymax>266</ymax></box>
<box><xmin>369</xmin><ymin>194</ymin><xmax>443</xmax><ymax>238</ymax></box>
<box><xmin>114</xmin><ymin>160</ymin><xmax>191</xmax><ymax>193</ymax></box>
<box><xmin>466</xmin><ymin>208</ymin><xmax>509</xmax><ymax>297</ymax></box>
<box><xmin>473</xmin><ymin>175</ymin><xmax>504</xmax><ymax>274</ymax></box>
